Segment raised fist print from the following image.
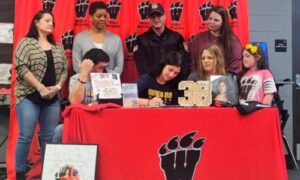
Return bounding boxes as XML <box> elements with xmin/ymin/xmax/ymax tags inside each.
<box><xmin>107</xmin><ymin>0</ymin><xmax>121</xmax><ymax>20</ymax></box>
<box><xmin>170</xmin><ymin>1</ymin><xmax>183</xmax><ymax>22</ymax></box>
<box><xmin>125</xmin><ymin>33</ymin><xmax>137</xmax><ymax>54</ymax></box>
<box><xmin>159</xmin><ymin>131</ymin><xmax>206</xmax><ymax>180</ymax></box>
<box><xmin>75</xmin><ymin>0</ymin><xmax>89</xmax><ymax>18</ymax></box>
<box><xmin>42</xmin><ymin>0</ymin><xmax>56</xmax><ymax>12</ymax></box>
<box><xmin>199</xmin><ymin>2</ymin><xmax>212</xmax><ymax>21</ymax></box>
<box><xmin>61</xmin><ymin>30</ymin><xmax>74</xmax><ymax>50</ymax></box>
<box><xmin>240</xmin><ymin>77</ymin><xmax>257</xmax><ymax>100</ymax></box>
<box><xmin>138</xmin><ymin>1</ymin><xmax>150</xmax><ymax>20</ymax></box>
<box><xmin>228</xmin><ymin>1</ymin><xmax>238</xmax><ymax>20</ymax></box>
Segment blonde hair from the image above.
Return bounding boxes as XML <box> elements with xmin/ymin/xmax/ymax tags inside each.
<box><xmin>197</xmin><ymin>44</ymin><xmax>226</xmax><ymax>80</ymax></box>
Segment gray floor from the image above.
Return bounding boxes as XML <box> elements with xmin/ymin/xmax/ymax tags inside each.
<box><xmin>288</xmin><ymin>169</ymin><xmax>300</xmax><ymax>180</ymax></box>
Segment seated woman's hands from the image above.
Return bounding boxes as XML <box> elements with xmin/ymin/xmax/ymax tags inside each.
<box><xmin>149</xmin><ymin>97</ymin><xmax>164</xmax><ymax>107</ymax></box>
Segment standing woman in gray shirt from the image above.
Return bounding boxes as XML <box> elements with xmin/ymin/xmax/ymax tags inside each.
<box><xmin>14</xmin><ymin>10</ymin><xmax>67</xmax><ymax>179</ymax></box>
<box><xmin>72</xmin><ymin>1</ymin><xmax>124</xmax><ymax>74</ymax></box>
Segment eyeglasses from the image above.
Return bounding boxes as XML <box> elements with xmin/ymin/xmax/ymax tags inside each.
<box><xmin>245</xmin><ymin>44</ymin><xmax>258</xmax><ymax>54</ymax></box>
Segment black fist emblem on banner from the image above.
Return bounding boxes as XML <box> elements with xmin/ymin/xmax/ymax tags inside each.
<box><xmin>107</xmin><ymin>0</ymin><xmax>121</xmax><ymax>20</ymax></box>
<box><xmin>138</xmin><ymin>1</ymin><xmax>150</xmax><ymax>20</ymax></box>
<box><xmin>159</xmin><ymin>131</ymin><xmax>206</xmax><ymax>180</ymax></box>
<box><xmin>42</xmin><ymin>0</ymin><xmax>56</xmax><ymax>12</ymax></box>
<box><xmin>125</xmin><ymin>33</ymin><xmax>137</xmax><ymax>54</ymax></box>
<box><xmin>75</xmin><ymin>0</ymin><xmax>89</xmax><ymax>18</ymax></box>
<box><xmin>228</xmin><ymin>1</ymin><xmax>238</xmax><ymax>20</ymax></box>
<box><xmin>199</xmin><ymin>2</ymin><xmax>212</xmax><ymax>21</ymax></box>
<box><xmin>61</xmin><ymin>30</ymin><xmax>74</xmax><ymax>50</ymax></box>
<box><xmin>170</xmin><ymin>2</ymin><xmax>183</xmax><ymax>22</ymax></box>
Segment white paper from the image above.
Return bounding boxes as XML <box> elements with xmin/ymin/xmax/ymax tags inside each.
<box><xmin>0</xmin><ymin>23</ymin><xmax>14</xmax><ymax>44</ymax></box>
<box><xmin>90</xmin><ymin>73</ymin><xmax>122</xmax><ymax>99</ymax></box>
<box><xmin>0</xmin><ymin>64</ymin><xmax>12</xmax><ymax>84</ymax></box>
<box><xmin>42</xmin><ymin>144</ymin><xmax>97</xmax><ymax>180</ymax></box>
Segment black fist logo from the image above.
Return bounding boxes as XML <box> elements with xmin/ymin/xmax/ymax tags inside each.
<box><xmin>228</xmin><ymin>1</ymin><xmax>238</xmax><ymax>20</ymax></box>
<box><xmin>107</xmin><ymin>0</ymin><xmax>121</xmax><ymax>20</ymax></box>
<box><xmin>240</xmin><ymin>77</ymin><xmax>257</xmax><ymax>100</ymax></box>
<box><xmin>138</xmin><ymin>1</ymin><xmax>150</xmax><ymax>20</ymax></box>
<box><xmin>199</xmin><ymin>2</ymin><xmax>212</xmax><ymax>21</ymax></box>
<box><xmin>170</xmin><ymin>2</ymin><xmax>183</xmax><ymax>22</ymax></box>
<box><xmin>125</xmin><ymin>33</ymin><xmax>137</xmax><ymax>54</ymax></box>
<box><xmin>75</xmin><ymin>0</ymin><xmax>89</xmax><ymax>18</ymax></box>
<box><xmin>61</xmin><ymin>30</ymin><xmax>74</xmax><ymax>50</ymax></box>
<box><xmin>42</xmin><ymin>0</ymin><xmax>56</xmax><ymax>12</ymax></box>
<box><xmin>159</xmin><ymin>131</ymin><xmax>205</xmax><ymax>180</ymax></box>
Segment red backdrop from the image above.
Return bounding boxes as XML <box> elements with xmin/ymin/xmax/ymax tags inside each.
<box><xmin>7</xmin><ymin>0</ymin><xmax>249</xmax><ymax>179</ymax></box>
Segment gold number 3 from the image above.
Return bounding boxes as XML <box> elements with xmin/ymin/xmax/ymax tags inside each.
<box><xmin>178</xmin><ymin>81</ymin><xmax>212</xmax><ymax>107</ymax></box>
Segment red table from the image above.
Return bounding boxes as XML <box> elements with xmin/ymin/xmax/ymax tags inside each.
<box><xmin>62</xmin><ymin>104</ymin><xmax>287</xmax><ymax>180</ymax></box>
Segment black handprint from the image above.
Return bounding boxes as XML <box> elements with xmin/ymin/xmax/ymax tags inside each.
<box><xmin>228</xmin><ymin>1</ymin><xmax>238</xmax><ymax>19</ymax></box>
<box><xmin>61</xmin><ymin>30</ymin><xmax>74</xmax><ymax>50</ymax></box>
<box><xmin>107</xmin><ymin>0</ymin><xmax>121</xmax><ymax>20</ymax></box>
<box><xmin>170</xmin><ymin>2</ymin><xmax>183</xmax><ymax>22</ymax></box>
<box><xmin>138</xmin><ymin>1</ymin><xmax>150</xmax><ymax>20</ymax></box>
<box><xmin>240</xmin><ymin>77</ymin><xmax>257</xmax><ymax>100</ymax></box>
<box><xmin>125</xmin><ymin>33</ymin><xmax>137</xmax><ymax>54</ymax></box>
<box><xmin>159</xmin><ymin>131</ymin><xmax>205</xmax><ymax>180</ymax></box>
<box><xmin>199</xmin><ymin>2</ymin><xmax>212</xmax><ymax>21</ymax></box>
<box><xmin>75</xmin><ymin>0</ymin><xmax>89</xmax><ymax>18</ymax></box>
<box><xmin>42</xmin><ymin>0</ymin><xmax>56</xmax><ymax>12</ymax></box>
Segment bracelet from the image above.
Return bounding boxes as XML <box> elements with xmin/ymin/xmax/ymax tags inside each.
<box><xmin>77</xmin><ymin>78</ymin><xmax>86</xmax><ymax>84</ymax></box>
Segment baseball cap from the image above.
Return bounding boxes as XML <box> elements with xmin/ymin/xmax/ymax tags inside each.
<box><xmin>149</xmin><ymin>3</ymin><xmax>164</xmax><ymax>16</ymax></box>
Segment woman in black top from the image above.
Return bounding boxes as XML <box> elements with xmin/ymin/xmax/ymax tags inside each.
<box><xmin>14</xmin><ymin>10</ymin><xmax>67</xmax><ymax>179</ymax></box>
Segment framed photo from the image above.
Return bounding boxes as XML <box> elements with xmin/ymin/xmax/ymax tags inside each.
<box><xmin>210</xmin><ymin>75</ymin><xmax>239</xmax><ymax>105</ymax></box>
<box><xmin>42</xmin><ymin>144</ymin><xmax>98</xmax><ymax>180</ymax></box>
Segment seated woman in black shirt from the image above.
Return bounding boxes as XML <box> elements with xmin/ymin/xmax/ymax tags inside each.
<box><xmin>137</xmin><ymin>51</ymin><xmax>185</xmax><ymax>106</ymax></box>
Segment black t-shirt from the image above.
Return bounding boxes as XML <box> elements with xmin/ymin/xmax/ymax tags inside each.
<box><xmin>137</xmin><ymin>74</ymin><xmax>180</xmax><ymax>105</ymax></box>
<box><xmin>27</xmin><ymin>50</ymin><xmax>58</xmax><ymax>105</ymax></box>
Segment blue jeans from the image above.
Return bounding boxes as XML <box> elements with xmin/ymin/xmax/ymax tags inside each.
<box><xmin>52</xmin><ymin>124</ymin><xmax>64</xmax><ymax>144</ymax></box>
<box><xmin>15</xmin><ymin>98</ymin><xmax>60</xmax><ymax>172</ymax></box>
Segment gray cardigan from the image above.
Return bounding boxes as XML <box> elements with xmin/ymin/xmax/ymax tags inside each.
<box><xmin>72</xmin><ymin>30</ymin><xmax>124</xmax><ymax>74</ymax></box>
<box><xmin>15</xmin><ymin>37</ymin><xmax>67</xmax><ymax>104</ymax></box>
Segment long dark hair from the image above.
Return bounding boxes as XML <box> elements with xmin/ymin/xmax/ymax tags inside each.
<box><xmin>209</xmin><ymin>6</ymin><xmax>237</xmax><ymax>68</ymax></box>
<box><xmin>150</xmin><ymin>51</ymin><xmax>184</xmax><ymax>85</ymax></box>
<box><xmin>237</xmin><ymin>43</ymin><xmax>268</xmax><ymax>85</ymax></box>
<box><xmin>26</xmin><ymin>10</ymin><xmax>56</xmax><ymax>45</ymax></box>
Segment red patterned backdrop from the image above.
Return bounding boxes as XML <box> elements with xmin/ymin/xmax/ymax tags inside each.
<box><xmin>7</xmin><ymin>0</ymin><xmax>249</xmax><ymax>179</ymax></box>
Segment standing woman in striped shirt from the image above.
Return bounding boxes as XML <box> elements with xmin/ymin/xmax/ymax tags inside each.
<box><xmin>14</xmin><ymin>10</ymin><xmax>67</xmax><ymax>179</ymax></box>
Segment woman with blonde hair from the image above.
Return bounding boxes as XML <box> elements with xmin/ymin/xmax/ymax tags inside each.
<box><xmin>188</xmin><ymin>44</ymin><xmax>226</xmax><ymax>81</ymax></box>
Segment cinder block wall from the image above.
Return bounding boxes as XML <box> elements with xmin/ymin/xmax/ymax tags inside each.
<box><xmin>248</xmin><ymin>0</ymin><xmax>293</xmax><ymax>151</ymax></box>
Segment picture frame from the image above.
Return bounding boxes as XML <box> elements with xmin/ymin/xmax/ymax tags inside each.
<box><xmin>42</xmin><ymin>144</ymin><xmax>98</xmax><ymax>180</ymax></box>
<box><xmin>210</xmin><ymin>75</ymin><xmax>239</xmax><ymax>105</ymax></box>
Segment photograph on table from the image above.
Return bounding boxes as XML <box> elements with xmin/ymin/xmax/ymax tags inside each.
<box><xmin>210</xmin><ymin>75</ymin><xmax>238</xmax><ymax>106</ymax></box>
<box><xmin>41</xmin><ymin>144</ymin><xmax>98</xmax><ymax>180</ymax></box>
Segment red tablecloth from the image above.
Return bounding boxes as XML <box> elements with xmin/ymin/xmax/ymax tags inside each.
<box><xmin>62</xmin><ymin>104</ymin><xmax>287</xmax><ymax>180</ymax></box>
